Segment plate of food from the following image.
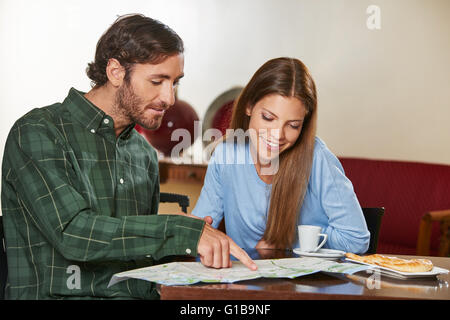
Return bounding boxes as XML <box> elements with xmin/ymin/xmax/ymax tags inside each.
<box><xmin>345</xmin><ymin>253</ymin><xmax>449</xmax><ymax>279</ymax></box>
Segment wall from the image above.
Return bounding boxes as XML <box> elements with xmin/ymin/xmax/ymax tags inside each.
<box><xmin>1</xmin><ymin>0</ymin><xmax>449</xmax><ymax>175</ymax></box>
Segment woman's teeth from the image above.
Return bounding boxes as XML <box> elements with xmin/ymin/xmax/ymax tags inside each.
<box><xmin>261</xmin><ymin>137</ymin><xmax>280</xmax><ymax>148</ymax></box>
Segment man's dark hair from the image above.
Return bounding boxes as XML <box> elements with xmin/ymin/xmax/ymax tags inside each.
<box><xmin>86</xmin><ymin>14</ymin><xmax>184</xmax><ymax>87</ymax></box>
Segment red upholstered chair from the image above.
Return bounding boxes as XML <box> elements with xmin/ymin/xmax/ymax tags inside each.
<box><xmin>339</xmin><ymin>157</ymin><xmax>450</xmax><ymax>256</ymax></box>
<box><xmin>417</xmin><ymin>209</ymin><xmax>450</xmax><ymax>256</ymax></box>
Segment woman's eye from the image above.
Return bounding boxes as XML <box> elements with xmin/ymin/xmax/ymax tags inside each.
<box><xmin>151</xmin><ymin>80</ymin><xmax>162</xmax><ymax>86</ymax></box>
<box><xmin>262</xmin><ymin>114</ymin><xmax>273</xmax><ymax>121</ymax></box>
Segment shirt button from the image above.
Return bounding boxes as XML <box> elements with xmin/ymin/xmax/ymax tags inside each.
<box><xmin>119</xmin><ymin>178</ymin><xmax>124</xmax><ymax>184</ymax></box>
<box><xmin>103</xmin><ymin>119</ymin><xmax>110</xmax><ymax>124</ymax></box>
<box><xmin>185</xmin><ymin>248</ymin><xmax>192</xmax><ymax>254</ymax></box>
<box><xmin>90</xmin><ymin>129</ymin><xmax>95</xmax><ymax>134</ymax></box>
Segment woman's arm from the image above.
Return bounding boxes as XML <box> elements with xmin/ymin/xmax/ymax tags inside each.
<box><xmin>308</xmin><ymin>139</ymin><xmax>370</xmax><ymax>254</ymax></box>
<box><xmin>191</xmin><ymin>143</ymin><xmax>226</xmax><ymax>229</ymax></box>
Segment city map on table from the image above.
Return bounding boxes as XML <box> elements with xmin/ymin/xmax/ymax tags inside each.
<box><xmin>108</xmin><ymin>257</ymin><xmax>370</xmax><ymax>287</ymax></box>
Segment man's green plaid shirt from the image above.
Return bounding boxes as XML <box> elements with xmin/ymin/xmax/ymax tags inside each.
<box><xmin>1</xmin><ymin>88</ymin><xmax>204</xmax><ymax>299</ymax></box>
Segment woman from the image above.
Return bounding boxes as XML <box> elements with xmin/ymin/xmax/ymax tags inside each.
<box><xmin>193</xmin><ymin>57</ymin><xmax>369</xmax><ymax>253</ymax></box>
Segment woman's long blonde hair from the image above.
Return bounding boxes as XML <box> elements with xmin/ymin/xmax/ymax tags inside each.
<box><xmin>229</xmin><ymin>57</ymin><xmax>318</xmax><ymax>248</ymax></box>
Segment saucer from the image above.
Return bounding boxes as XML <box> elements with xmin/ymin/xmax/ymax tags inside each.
<box><xmin>293</xmin><ymin>248</ymin><xmax>346</xmax><ymax>259</ymax></box>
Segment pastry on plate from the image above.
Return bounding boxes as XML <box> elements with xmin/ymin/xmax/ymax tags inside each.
<box><xmin>345</xmin><ymin>252</ymin><xmax>433</xmax><ymax>273</ymax></box>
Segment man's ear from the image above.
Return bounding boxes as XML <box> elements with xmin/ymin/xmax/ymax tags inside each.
<box><xmin>106</xmin><ymin>58</ymin><xmax>126</xmax><ymax>87</ymax></box>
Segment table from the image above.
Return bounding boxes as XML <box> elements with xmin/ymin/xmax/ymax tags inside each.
<box><xmin>159</xmin><ymin>249</ymin><xmax>450</xmax><ymax>300</ymax></box>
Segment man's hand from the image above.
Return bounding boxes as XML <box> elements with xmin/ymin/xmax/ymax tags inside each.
<box><xmin>197</xmin><ymin>223</ymin><xmax>258</xmax><ymax>271</ymax></box>
<box><xmin>162</xmin><ymin>213</ymin><xmax>255</xmax><ymax>270</ymax></box>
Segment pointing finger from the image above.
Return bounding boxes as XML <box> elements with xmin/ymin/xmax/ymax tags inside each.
<box><xmin>229</xmin><ymin>240</ymin><xmax>257</xmax><ymax>271</ymax></box>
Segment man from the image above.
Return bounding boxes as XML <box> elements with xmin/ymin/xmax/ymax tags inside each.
<box><xmin>1</xmin><ymin>14</ymin><xmax>256</xmax><ymax>300</ymax></box>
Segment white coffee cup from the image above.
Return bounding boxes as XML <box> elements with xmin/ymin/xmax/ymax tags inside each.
<box><xmin>298</xmin><ymin>225</ymin><xmax>328</xmax><ymax>252</ymax></box>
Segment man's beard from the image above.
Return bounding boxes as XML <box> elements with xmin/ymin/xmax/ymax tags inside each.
<box><xmin>114</xmin><ymin>80</ymin><xmax>165</xmax><ymax>130</ymax></box>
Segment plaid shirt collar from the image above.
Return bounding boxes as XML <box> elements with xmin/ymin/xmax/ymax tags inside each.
<box><xmin>64</xmin><ymin>87</ymin><xmax>135</xmax><ymax>140</ymax></box>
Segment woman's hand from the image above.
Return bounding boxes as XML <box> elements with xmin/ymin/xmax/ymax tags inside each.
<box><xmin>255</xmin><ymin>239</ymin><xmax>285</xmax><ymax>259</ymax></box>
<box><xmin>255</xmin><ymin>239</ymin><xmax>276</xmax><ymax>249</ymax></box>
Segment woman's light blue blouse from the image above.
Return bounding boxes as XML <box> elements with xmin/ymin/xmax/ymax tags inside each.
<box><xmin>192</xmin><ymin>137</ymin><xmax>370</xmax><ymax>254</ymax></box>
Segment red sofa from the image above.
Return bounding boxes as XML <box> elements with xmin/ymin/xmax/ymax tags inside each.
<box><xmin>339</xmin><ymin>157</ymin><xmax>450</xmax><ymax>256</ymax></box>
